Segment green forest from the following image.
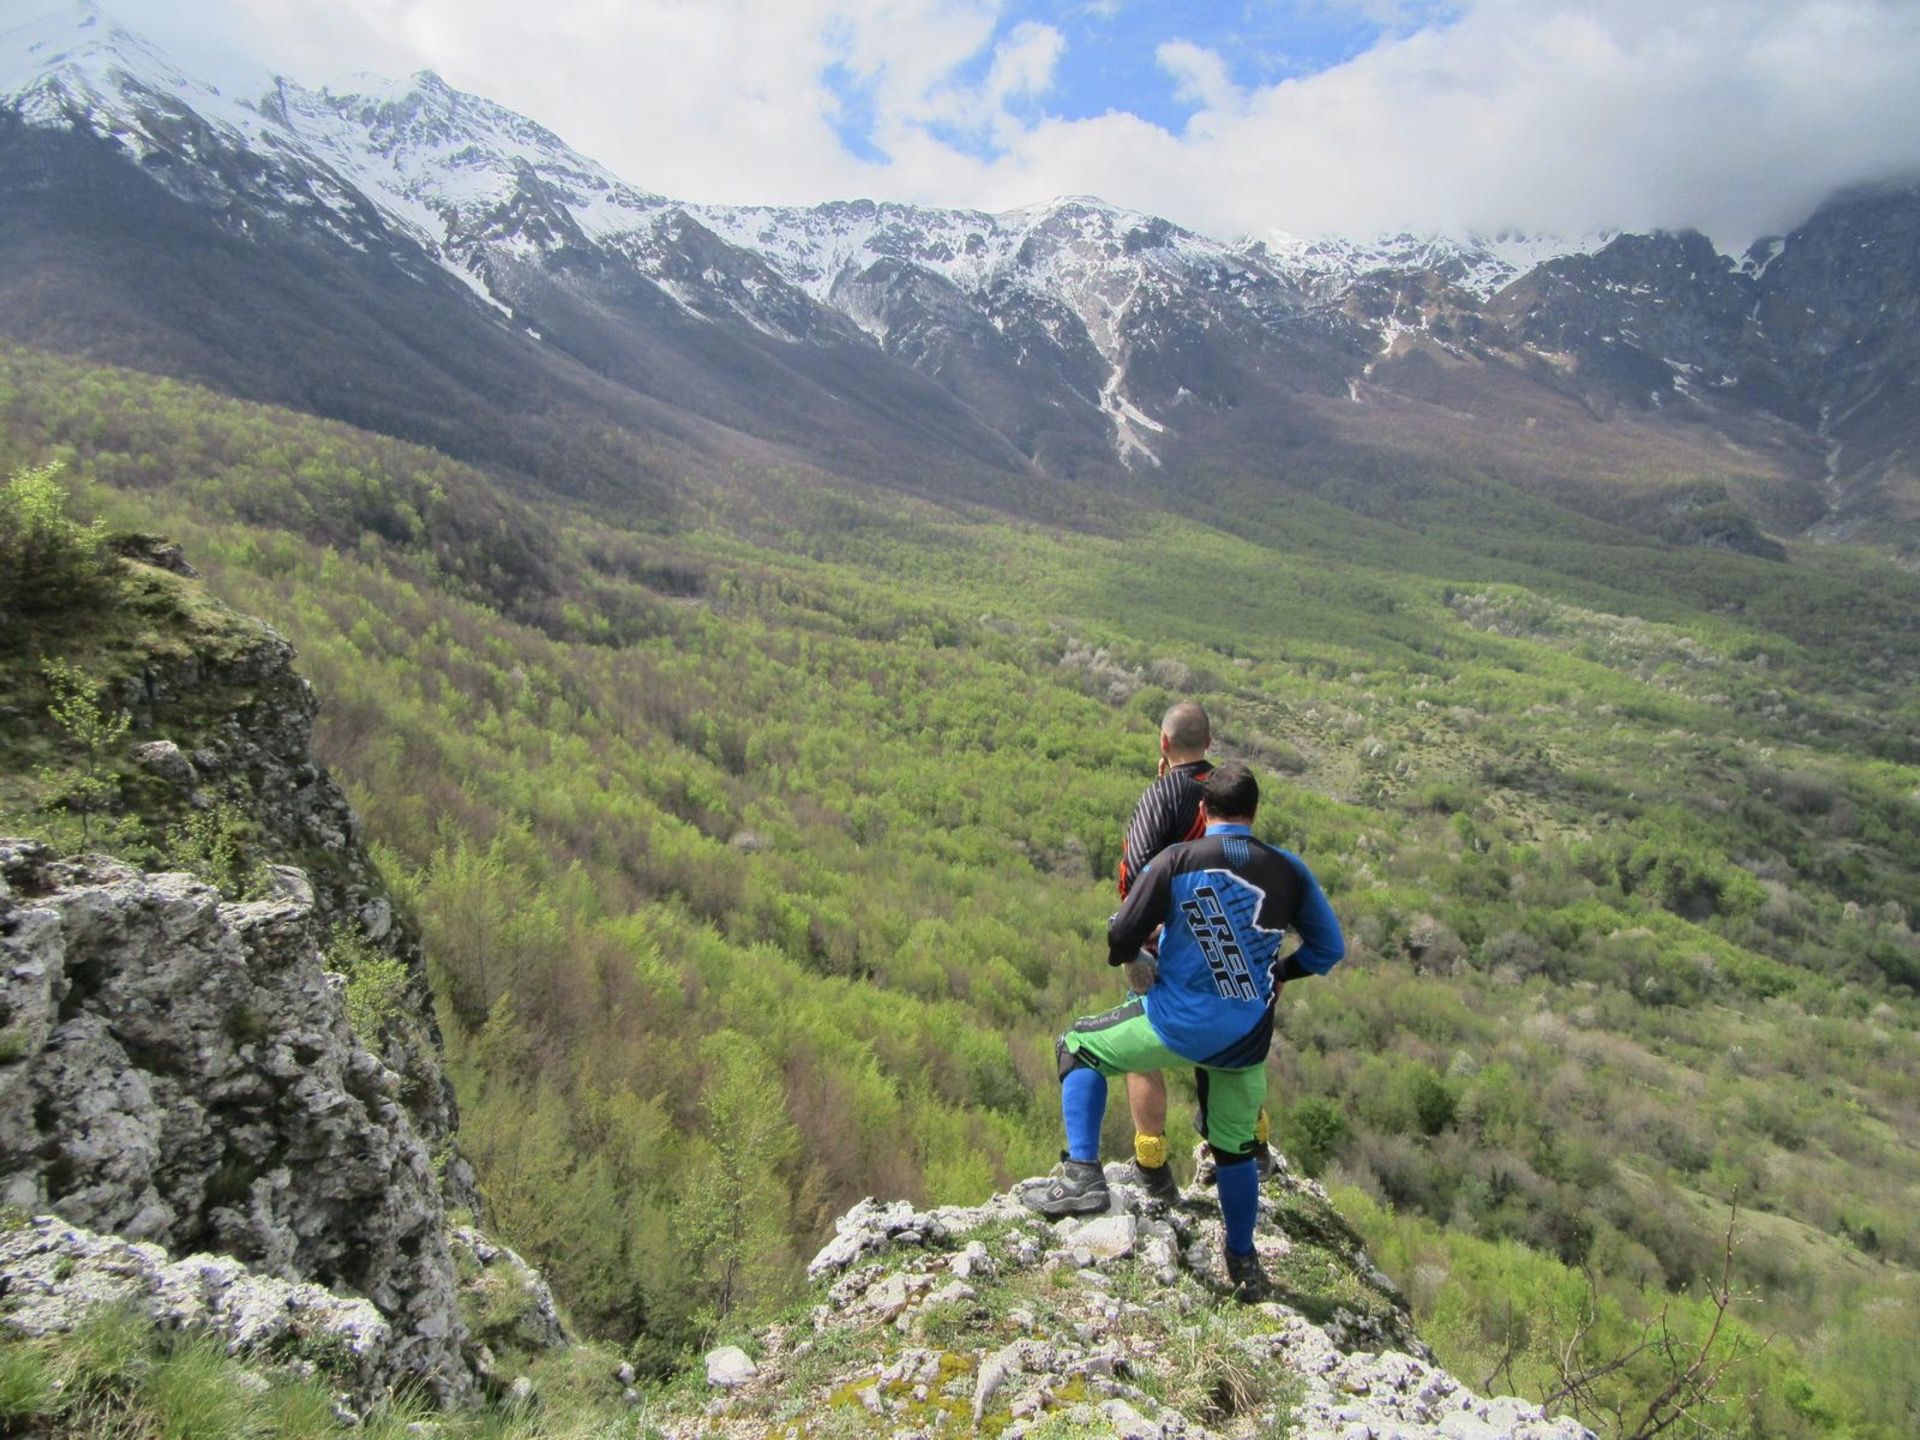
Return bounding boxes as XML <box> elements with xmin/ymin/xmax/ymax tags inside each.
<box><xmin>2</xmin><ymin>339</ymin><xmax>1917</xmax><ymax>1438</ymax></box>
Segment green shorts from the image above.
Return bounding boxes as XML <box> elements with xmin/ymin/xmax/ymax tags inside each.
<box><xmin>1060</xmin><ymin>999</ymin><xmax>1268</xmax><ymax>1159</ymax></box>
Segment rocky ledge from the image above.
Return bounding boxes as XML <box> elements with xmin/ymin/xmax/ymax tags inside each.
<box><xmin>0</xmin><ymin>840</ymin><xmax>473</xmax><ymax>1400</ymax></box>
<box><xmin>677</xmin><ymin>1156</ymin><xmax>1594</xmax><ymax>1440</ymax></box>
<box><xmin>0</xmin><ymin>1213</ymin><xmax>397</xmax><ymax>1403</ymax></box>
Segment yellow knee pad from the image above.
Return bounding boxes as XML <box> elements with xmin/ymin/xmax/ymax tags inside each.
<box><xmin>1133</xmin><ymin>1133</ymin><xmax>1168</xmax><ymax>1169</ymax></box>
<box><xmin>1255</xmin><ymin>1109</ymin><xmax>1270</xmax><ymax>1146</ymax></box>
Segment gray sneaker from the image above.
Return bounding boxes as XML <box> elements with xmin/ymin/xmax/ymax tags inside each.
<box><xmin>1223</xmin><ymin>1247</ymin><xmax>1271</xmax><ymax>1304</ymax></box>
<box><xmin>1123</xmin><ymin>1159</ymin><xmax>1181</xmax><ymax>1206</ymax></box>
<box><xmin>1023</xmin><ymin>1157</ymin><xmax>1110</xmax><ymax>1218</ymax></box>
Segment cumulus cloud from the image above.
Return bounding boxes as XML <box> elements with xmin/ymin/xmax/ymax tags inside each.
<box><xmin>912</xmin><ymin>19</ymin><xmax>1064</xmax><ymax>143</ymax></box>
<box><xmin>107</xmin><ymin>0</ymin><xmax>1920</xmax><ymax>245</ymax></box>
<box><xmin>1156</xmin><ymin>41</ymin><xmax>1241</xmax><ymax>121</ymax></box>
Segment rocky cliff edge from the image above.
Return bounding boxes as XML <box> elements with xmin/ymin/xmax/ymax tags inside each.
<box><xmin>0</xmin><ymin>547</ymin><xmax>558</xmax><ymax>1407</ymax></box>
<box><xmin>666</xmin><ymin>1157</ymin><xmax>1595</xmax><ymax>1440</ymax></box>
<box><xmin>0</xmin><ymin>843</ymin><xmax>483</xmax><ymax>1400</ymax></box>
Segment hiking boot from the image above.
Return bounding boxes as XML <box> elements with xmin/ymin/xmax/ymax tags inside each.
<box><xmin>1223</xmin><ymin>1247</ymin><xmax>1271</xmax><ymax>1304</ymax></box>
<box><xmin>1023</xmin><ymin>1157</ymin><xmax>1111</xmax><ymax>1218</ymax></box>
<box><xmin>1123</xmin><ymin>1158</ymin><xmax>1181</xmax><ymax>1206</ymax></box>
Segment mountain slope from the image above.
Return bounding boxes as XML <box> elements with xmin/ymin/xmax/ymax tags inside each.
<box><xmin>4</xmin><ymin>314</ymin><xmax>1916</xmax><ymax>1434</ymax></box>
<box><xmin>8</xmin><ymin>2</ymin><xmax>1919</xmax><ymax>555</ymax></box>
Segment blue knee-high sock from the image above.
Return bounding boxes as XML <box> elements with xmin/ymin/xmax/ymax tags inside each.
<box><xmin>1216</xmin><ymin>1155</ymin><xmax>1259</xmax><ymax>1255</ymax></box>
<box><xmin>1062</xmin><ymin>1069</ymin><xmax>1108</xmax><ymax>1163</ymax></box>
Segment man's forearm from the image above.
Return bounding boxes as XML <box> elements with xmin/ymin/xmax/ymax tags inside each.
<box><xmin>1108</xmin><ymin>866</ymin><xmax>1169</xmax><ymax>964</ymax></box>
<box><xmin>1281</xmin><ymin>856</ymin><xmax>1345</xmax><ymax>979</ymax></box>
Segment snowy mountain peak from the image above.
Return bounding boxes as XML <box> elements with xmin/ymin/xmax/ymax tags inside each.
<box><xmin>1250</xmin><ymin>227</ymin><xmax>1618</xmax><ymax>300</ymax></box>
<box><xmin>3</xmin><ymin>1</ymin><xmax>274</xmax><ymax>118</ymax></box>
<box><xmin>1</xmin><ymin>6</ymin><xmax>682</xmax><ymax>312</ymax></box>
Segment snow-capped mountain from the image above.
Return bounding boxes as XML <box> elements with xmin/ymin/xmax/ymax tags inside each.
<box><xmin>1248</xmin><ymin>229</ymin><xmax>1618</xmax><ymax>302</ymax></box>
<box><xmin>696</xmin><ymin>195</ymin><xmax>1325</xmax><ymax>463</ymax></box>
<box><xmin>2</xmin><ymin>2</ymin><xmax>1916</xmax><ymax>547</ymax></box>
<box><xmin>0</xmin><ymin>3</ymin><xmax>1564</xmax><ymax>469</ymax></box>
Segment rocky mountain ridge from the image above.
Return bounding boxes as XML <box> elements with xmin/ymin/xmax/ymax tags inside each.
<box><xmin>3</xmin><ymin>1</ymin><xmax>1915</xmax><ymax>550</ymax></box>
<box><xmin>662</xmin><ymin>1152</ymin><xmax>1593</xmax><ymax>1440</ymax></box>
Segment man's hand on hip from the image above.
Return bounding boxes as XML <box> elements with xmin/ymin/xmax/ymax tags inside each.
<box><xmin>1123</xmin><ymin>951</ymin><xmax>1158</xmax><ymax>994</ymax></box>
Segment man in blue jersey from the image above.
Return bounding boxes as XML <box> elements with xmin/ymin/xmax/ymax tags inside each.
<box><xmin>1025</xmin><ymin>762</ymin><xmax>1345</xmax><ymax>1301</ymax></box>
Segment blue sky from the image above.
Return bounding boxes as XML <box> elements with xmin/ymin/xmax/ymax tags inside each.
<box><xmin>978</xmin><ymin>3</ymin><xmax>1439</xmax><ymax>132</ymax></box>
<box><xmin>82</xmin><ymin>0</ymin><xmax>1920</xmax><ymax>245</ymax></box>
<box><xmin>822</xmin><ymin>2</ymin><xmax>1460</xmax><ymax>160</ymax></box>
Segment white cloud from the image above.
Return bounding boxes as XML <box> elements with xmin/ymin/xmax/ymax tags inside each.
<box><xmin>1155</xmin><ymin>40</ymin><xmax>1241</xmax><ymax>120</ymax></box>
<box><xmin>911</xmin><ymin>19</ymin><xmax>1064</xmax><ymax>143</ymax></box>
<box><xmin>98</xmin><ymin>0</ymin><xmax>1920</xmax><ymax>245</ymax></box>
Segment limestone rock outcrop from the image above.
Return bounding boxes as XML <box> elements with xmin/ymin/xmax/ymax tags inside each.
<box><xmin>669</xmin><ymin>1153</ymin><xmax>1596</xmax><ymax>1440</ymax></box>
<box><xmin>0</xmin><ymin>1214</ymin><xmax>400</xmax><ymax>1399</ymax></box>
<box><xmin>98</xmin><ymin>607</ymin><xmax>461</xmax><ymax>1171</ymax></box>
<box><xmin>0</xmin><ymin>841</ymin><xmax>471</xmax><ymax>1400</ymax></box>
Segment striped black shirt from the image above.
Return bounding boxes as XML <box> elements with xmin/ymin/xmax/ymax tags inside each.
<box><xmin>1117</xmin><ymin>758</ymin><xmax>1213</xmax><ymax>897</ymax></box>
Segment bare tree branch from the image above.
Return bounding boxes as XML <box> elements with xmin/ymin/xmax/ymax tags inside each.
<box><xmin>1540</xmin><ymin>1195</ymin><xmax>1772</xmax><ymax>1440</ymax></box>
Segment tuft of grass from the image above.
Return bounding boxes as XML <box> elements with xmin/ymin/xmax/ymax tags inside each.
<box><xmin>58</xmin><ymin>1304</ymin><xmax>154</xmax><ymax>1399</ymax></box>
<box><xmin>259</xmin><ymin>1380</ymin><xmax>342</xmax><ymax>1437</ymax></box>
<box><xmin>0</xmin><ymin>1308</ymin><xmax>658</xmax><ymax>1440</ymax></box>
<box><xmin>0</xmin><ymin>1340</ymin><xmax>60</xmax><ymax>1421</ymax></box>
<box><xmin>145</xmin><ymin>1335</ymin><xmax>265</xmax><ymax>1440</ymax></box>
<box><xmin>1147</xmin><ymin>1306</ymin><xmax>1300</xmax><ymax>1426</ymax></box>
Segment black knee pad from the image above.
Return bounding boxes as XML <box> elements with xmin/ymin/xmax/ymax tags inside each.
<box><xmin>1210</xmin><ymin>1143</ymin><xmax>1257</xmax><ymax>1167</ymax></box>
<box><xmin>1056</xmin><ymin>1035</ymin><xmax>1091</xmax><ymax>1082</ymax></box>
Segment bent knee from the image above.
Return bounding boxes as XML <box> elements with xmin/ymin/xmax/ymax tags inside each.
<box><xmin>1056</xmin><ymin>1035</ymin><xmax>1090</xmax><ymax>1081</ymax></box>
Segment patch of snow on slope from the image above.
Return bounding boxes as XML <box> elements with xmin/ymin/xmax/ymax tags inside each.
<box><xmin>703</xmin><ymin>195</ymin><xmax>1270</xmax><ymax>460</ymax></box>
<box><xmin>1252</xmin><ymin>228</ymin><xmax>1616</xmax><ymax>299</ymax></box>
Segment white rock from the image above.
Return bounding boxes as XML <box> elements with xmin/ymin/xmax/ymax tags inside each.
<box><xmin>1099</xmin><ymin>1398</ymin><xmax>1159</xmax><ymax>1438</ymax></box>
<box><xmin>865</xmin><ymin>1273</ymin><xmax>913</xmax><ymax>1319</ymax></box>
<box><xmin>132</xmin><ymin>740</ymin><xmax>197</xmax><ymax>785</ymax></box>
<box><xmin>1067</xmin><ymin>1212</ymin><xmax>1137</xmax><ymax>1261</ymax></box>
<box><xmin>704</xmin><ymin>1345</ymin><xmax>757</xmax><ymax>1389</ymax></box>
<box><xmin>951</xmin><ymin>1240</ymin><xmax>993</xmax><ymax>1279</ymax></box>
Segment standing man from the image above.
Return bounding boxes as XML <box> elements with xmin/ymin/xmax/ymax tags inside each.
<box><xmin>1114</xmin><ymin>702</ymin><xmax>1212</xmax><ymax>1204</ymax></box>
<box><xmin>1026</xmin><ymin>763</ymin><xmax>1345</xmax><ymax>1301</ymax></box>
<box><xmin>1115</xmin><ymin>703</ymin><xmax>1276</xmax><ymax>1202</ymax></box>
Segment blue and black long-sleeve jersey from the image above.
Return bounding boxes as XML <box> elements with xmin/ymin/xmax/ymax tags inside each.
<box><xmin>1108</xmin><ymin>822</ymin><xmax>1345</xmax><ymax>1069</ymax></box>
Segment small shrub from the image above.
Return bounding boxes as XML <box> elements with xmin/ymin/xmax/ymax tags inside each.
<box><xmin>167</xmin><ymin>804</ymin><xmax>273</xmax><ymax>900</ymax></box>
<box><xmin>0</xmin><ymin>465</ymin><xmax>117</xmax><ymax>626</ymax></box>
<box><xmin>38</xmin><ymin>659</ymin><xmax>132</xmax><ymax>848</ymax></box>
<box><xmin>328</xmin><ymin>925</ymin><xmax>413</xmax><ymax>1046</ymax></box>
<box><xmin>0</xmin><ymin>1341</ymin><xmax>58</xmax><ymax>1421</ymax></box>
<box><xmin>1279</xmin><ymin>1097</ymin><xmax>1347</xmax><ymax>1177</ymax></box>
